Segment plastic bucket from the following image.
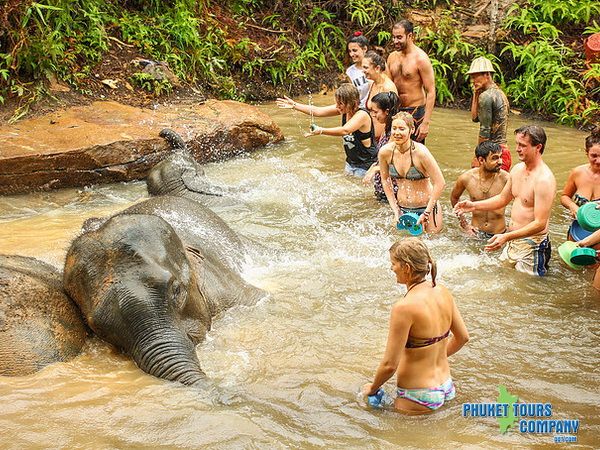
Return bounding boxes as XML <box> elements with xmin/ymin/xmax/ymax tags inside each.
<box><xmin>570</xmin><ymin>247</ymin><xmax>597</xmax><ymax>266</ymax></box>
<box><xmin>396</xmin><ymin>212</ymin><xmax>423</xmax><ymax>236</ymax></box>
<box><xmin>576</xmin><ymin>202</ymin><xmax>600</xmax><ymax>231</ymax></box>
<box><xmin>558</xmin><ymin>241</ymin><xmax>583</xmax><ymax>270</ymax></box>
<box><xmin>568</xmin><ymin>220</ymin><xmax>593</xmax><ymax>241</ymax></box>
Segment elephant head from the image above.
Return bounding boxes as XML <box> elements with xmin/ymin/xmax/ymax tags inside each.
<box><xmin>64</xmin><ymin>213</ymin><xmax>215</xmax><ymax>385</ymax></box>
<box><xmin>147</xmin><ymin>129</ymin><xmax>230</xmax><ymax>203</ymax></box>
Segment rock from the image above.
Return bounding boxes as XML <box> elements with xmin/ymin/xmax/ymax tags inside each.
<box><xmin>101</xmin><ymin>79</ymin><xmax>119</xmax><ymax>89</ymax></box>
<box><xmin>462</xmin><ymin>25</ymin><xmax>490</xmax><ymax>40</ymax></box>
<box><xmin>0</xmin><ymin>100</ymin><xmax>283</xmax><ymax>195</ymax></box>
<box><xmin>47</xmin><ymin>73</ymin><xmax>71</xmax><ymax>93</ymax></box>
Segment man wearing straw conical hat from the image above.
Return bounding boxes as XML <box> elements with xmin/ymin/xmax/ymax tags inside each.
<box><xmin>468</xmin><ymin>56</ymin><xmax>511</xmax><ymax>172</ymax></box>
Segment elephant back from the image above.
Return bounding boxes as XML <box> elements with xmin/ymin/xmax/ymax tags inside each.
<box><xmin>123</xmin><ymin>196</ymin><xmax>247</xmax><ymax>273</ymax></box>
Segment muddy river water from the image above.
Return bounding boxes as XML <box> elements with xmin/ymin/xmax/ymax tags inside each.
<box><xmin>0</xmin><ymin>99</ymin><xmax>598</xmax><ymax>448</ymax></box>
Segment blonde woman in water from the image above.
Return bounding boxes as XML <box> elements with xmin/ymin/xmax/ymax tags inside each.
<box><xmin>378</xmin><ymin>112</ymin><xmax>445</xmax><ymax>232</ymax></box>
<box><xmin>363</xmin><ymin>238</ymin><xmax>469</xmax><ymax>414</ymax></box>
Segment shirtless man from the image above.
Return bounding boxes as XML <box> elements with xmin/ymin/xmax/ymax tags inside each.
<box><xmin>454</xmin><ymin>126</ymin><xmax>556</xmax><ymax>276</ymax></box>
<box><xmin>450</xmin><ymin>141</ymin><xmax>509</xmax><ymax>239</ymax></box>
<box><xmin>386</xmin><ymin>20</ymin><xmax>435</xmax><ymax>143</ymax></box>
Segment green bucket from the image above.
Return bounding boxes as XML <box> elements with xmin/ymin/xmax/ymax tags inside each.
<box><xmin>576</xmin><ymin>202</ymin><xmax>600</xmax><ymax>231</ymax></box>
<box><xmin>570</xmin><ymin>247</ymin><xmax>597</xmax><ymax>266</ymax></box>
<box><xmin>558</xmin><ymin>241</ymin><xmax>583</xmax><ymax>270</ymax></box>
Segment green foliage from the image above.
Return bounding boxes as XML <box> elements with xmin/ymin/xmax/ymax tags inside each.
<box><xmin>511</xmin><ymin>0</ymin><xmax>600</xmax><ymax>26</ymax></box>
<box><xmin>1</xmin><ymin>0</ymin><xmax>597</xmax><ymax>127</ymax></box>
<box><xmin>500</xmin><ymin>0</ymin><xmax>598</xmax><ymax>126</ymax></box>
<box><xmin>584</xmin><ymin>21</ymin><xmax>600</xmax><ymax>35</ymax></box>
<box><xmin>129</xmin><ymin>72</ymin><xmax>173</xmax><ymax>95</ymax></box>
<box><xmin>348</xmin><ymin>0</ymin><xmax>385</xmax><ymax>34</ymax></box>
<box><xmin>416</xmin><ymin>13</ymin><xmax>496</xmax><ymax>103</ymax></box>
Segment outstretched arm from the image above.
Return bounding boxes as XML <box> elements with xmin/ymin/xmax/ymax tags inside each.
<box><xmin>276</xmin><ymin>96</ymin><xmax>339</xmax><ymax>117</ymax></box>
<box><xmin>306</xmin><ymin>109</ymin><xmax>370</xmax><ymax>138</ymax></box>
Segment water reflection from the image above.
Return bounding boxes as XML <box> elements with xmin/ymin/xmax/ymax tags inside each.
<box><xmin>0</xmin><ymin>101</ymin><xmax>598</xmax><ymax>448</ymax></box>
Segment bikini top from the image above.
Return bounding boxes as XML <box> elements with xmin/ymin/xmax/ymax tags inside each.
<box><xmin>406</xmin><ymin>329</ymin><xmax>450</xmax><ymax>349</ymax></box>
<box><xmin>389</xmin><ymin>143</ymin><xmax>428</xmax><ymax>181</ymax></box>
<box><xmin>573</xmin><ymin>193</ymin><xmax>600</xmax><ymax>207</ymax></box>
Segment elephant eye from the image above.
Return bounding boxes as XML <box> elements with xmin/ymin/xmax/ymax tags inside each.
<box><xmin>170</xmin><ymin>280</ymin><xmax>186</xmax><ymax>310</ymax></box>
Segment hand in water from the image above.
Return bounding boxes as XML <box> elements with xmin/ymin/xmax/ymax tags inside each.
<box><xmin>484</xmin><ymin>233</ymin><xmax>507</xmax><ymax>252</ymax></box>
<box><xmin>276</xmin><ymin>96</ymin><xmax>295</xmax><ymax>109</ymax></box>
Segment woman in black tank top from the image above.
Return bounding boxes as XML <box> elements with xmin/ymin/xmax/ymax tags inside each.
<box><xmin>276</xmin><ymin>83</ymin><xmax>377</xmax><ymax>177</ymax></box>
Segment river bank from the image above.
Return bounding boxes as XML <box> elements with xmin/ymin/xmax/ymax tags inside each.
<box><xmin>1</xmin><ymin>1</ymin><xmax>597</xmax><ymax>128</ymax></box>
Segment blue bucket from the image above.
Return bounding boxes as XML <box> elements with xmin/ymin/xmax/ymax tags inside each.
<box><xmin>396</xmin><ymin>212</ymin><xmax>423</xmax><ymax>236</ymax></box>
<box><xmin>568</xmin><ymin>220</ymin><xmax>593</xmax><ymax>242</ymax></box>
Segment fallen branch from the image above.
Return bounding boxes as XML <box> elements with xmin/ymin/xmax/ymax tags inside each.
<box><xmin>474</xmin><ymin>0</ymin><xmax>492</xmax><ymax>17</ymax></box>
<box><xmin>108</xmin><ymin>36</ymin><xmax>134</xmax><ymax>48</ymax></box>
<box><xmin>244</xmin><ymin>23</ymin><xmax>290</xmax><ymax>34</ymax></box>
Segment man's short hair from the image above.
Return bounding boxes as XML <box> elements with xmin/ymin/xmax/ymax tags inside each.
<box><xmin>393</xmin><ymin>19</ymin><xmax>414</xmax><ymax>35</ymax></box>
<box><xmin>515</xmin><ymin>125</ymin><xmax>547</xmax><ymax>154</ymax></box>
<box><xmin>475</xmin><ymin>141</ymin><xmax>501</xmax><ymax>159</ymax></box>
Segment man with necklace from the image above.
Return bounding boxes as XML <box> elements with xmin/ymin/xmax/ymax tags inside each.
<box><xmin>450</xmin><ymin>141</ymin><xmax>509</xmax><ymax>240</ymax></box>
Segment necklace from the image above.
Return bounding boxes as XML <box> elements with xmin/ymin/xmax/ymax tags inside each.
<box><xmin>478</xmin><ymin>172</ymin><xmax>498</xmax><ymax>196</ymax></box>
<box><xmin>396</xmin><ymin>140</ymin><xmax>414</xmax><ymax>154</ymax></box>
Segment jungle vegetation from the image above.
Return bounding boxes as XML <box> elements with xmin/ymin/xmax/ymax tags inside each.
<box><xmin>0</xmin><ymin>0</ymin><xmax>598</xmax><ymax>127</ymax></box>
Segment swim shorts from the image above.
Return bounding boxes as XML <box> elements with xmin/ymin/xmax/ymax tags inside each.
<box><xmin>500</xmin><ymin>233</ymin><xmax>551</xmax><ymax>276</ymax></box>
<box><xmin>499</xmin><ymin>143</ymin><xmax>512</xmax><ymax>172</ymax></box>
<box><xmin>474</xmin><ymin>228</ymin><xmax>506</xmax><ymax>241</ymax></box>
<box><xmin>398</xmin><ymin>105</ymin><xmax>426</xmax><ymax>144</ymax></box>
<box><xmin>396</xmin><ymin>377</ymin><xmax>456</xmax><ymax>410</ymax></box>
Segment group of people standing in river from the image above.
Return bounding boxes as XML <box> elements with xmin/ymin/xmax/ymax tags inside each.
<box><xmin>276</xmin><ymin>19</ymin><xmax>600</xmax><ymax>414</ymax></box>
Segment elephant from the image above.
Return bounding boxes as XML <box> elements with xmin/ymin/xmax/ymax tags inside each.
<box><xmin>0</xmin><ymin>255</ymin><xmax>88</xmax><ymax>376</ymax></box>
<box><xmin>63</xmin><ymin>195</ymin><xmax>265</xmax><ymax>386</ymax></box>
<box><xmin>146</xmin><ymin>129</ymin><xmax>235</xmax><ymax>207</ymax></box>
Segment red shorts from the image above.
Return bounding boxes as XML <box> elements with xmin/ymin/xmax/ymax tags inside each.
<box><xmin>499</xmin><ymin>144</ymin><xmax>512</xmax><ymax>172</ymax></box>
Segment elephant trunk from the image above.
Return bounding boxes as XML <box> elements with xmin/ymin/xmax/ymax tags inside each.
<box><xmin>131</xmin><ymin>327</ymin><xmax>206</xmax><ymax>386</ymax></box>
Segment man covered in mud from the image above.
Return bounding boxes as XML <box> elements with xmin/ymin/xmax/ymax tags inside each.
<box><xmin>468</xmin><ymin>56</ymin><xmax>511</xmax><ymax>171</ymax></box>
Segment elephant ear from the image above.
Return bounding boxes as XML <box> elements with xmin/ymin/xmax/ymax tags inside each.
<box><xmin>184</xmin><ymin>245</ymin><xmax>218</xmax><ymax>317</ymax></box>
<box><xmin>63</xmin><ymin>233</ymin><xmax>109</xmax><ymax>325</ymax></box>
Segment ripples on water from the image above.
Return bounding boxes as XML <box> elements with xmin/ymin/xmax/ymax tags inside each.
<box><xmin>0</xmin><ymin>104</ymin><xmax>598</xmax><ymax>448</ymax></box>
